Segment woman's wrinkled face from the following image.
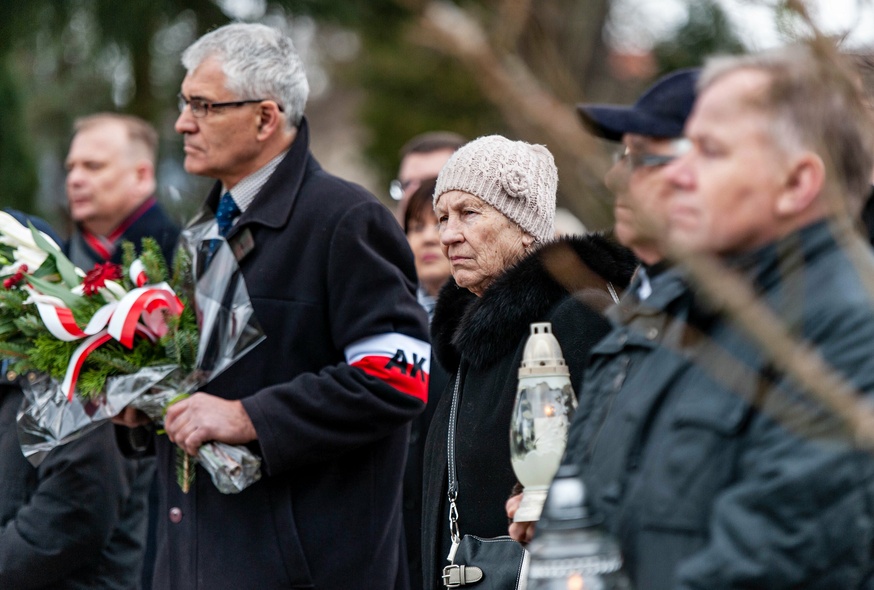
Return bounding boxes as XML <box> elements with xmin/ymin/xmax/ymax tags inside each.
<box><xmin>435</xmin><ymin>190</ymin><xmax>533</xmax><ymax>296</ymax></box>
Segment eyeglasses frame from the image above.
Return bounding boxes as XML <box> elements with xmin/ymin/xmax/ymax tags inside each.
<box><xmin>178</xmin><ymin>94</ymin><xmax>284</xmax><ymax>118</ymax></box>
<box><xmin>612</xmin><ymin>138</ymin><xmax>692</xmax><ymax>171</ymax></box>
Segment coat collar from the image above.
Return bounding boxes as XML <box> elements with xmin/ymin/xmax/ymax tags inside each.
<box><xmin>202</xmin><ymin>117</ymin><xmax>316</xmax><ymax>237</ymax></box>
<box><xmin>431</xmin><ymin>233</ymin><xmax>636</xmax><ymax>372</ymax></box>
<box><xmin>609</xmin><ymin>266</ymin><xmax>690</xmax><ymax>325</ymax></box>
<box><xmin>729</xmin><ymin>219</ymin><xmax>847</xmax><ymax>294</ymax></box>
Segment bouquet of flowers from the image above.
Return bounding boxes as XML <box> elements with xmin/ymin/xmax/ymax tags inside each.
<box><xmin>0</xmin><ymin>210</ymin><xmax>265</xmax><ymax>493</ymax></box>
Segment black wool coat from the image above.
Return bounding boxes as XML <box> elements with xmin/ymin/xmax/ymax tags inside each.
<box><xmin>66</xmin><ymin>199</ymin><xmax>181</xmax><ymax>267</ymax></box>
<box><xmin>0</xmin><ymin>386</ymin><xmax>134</xmax><ymax>589</ymax></box>
<box><xmin>421</xmin><ymin>234</ymin><xmax>636</xmax><ymax>590</ymax></box>
<box><xmin>152</xmin><ymin>118</ymin><xmax>430</xmax><ymax>590</ymax></box>
<box><xmin>0</xmin><ymin>210</ymin><xmax>141</xmax><ymax>589</ymax></box>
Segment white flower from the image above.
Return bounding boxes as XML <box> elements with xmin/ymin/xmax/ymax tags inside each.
<box><xmin>21</xmin><ymin>286</ymin><xmax>66</xmax><ymax>308</ymax></box>
<box><xmin>13</xmin><ymin>246</ymin><xmax>49</xmax><ymax>272</ymax></box>
<box><xmin>0</xmin><ymin>211</ymin><xmax>59</xmax><ymax>251</ymax></box>
<box><xmin>100</xmin><ymin>280</ymin><xmax>128</xmax><ymax>302</ymax></box>
<box><xmin>0</xmin><ymin>211</ymin><xmax>58</xmax><ymax>273</ymax></box>
<box><xmin>500</xmin><ymin>163</ymin><xmax>531</xmax><ymax>201</ymax></box>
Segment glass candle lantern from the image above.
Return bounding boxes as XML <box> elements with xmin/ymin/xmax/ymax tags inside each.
<box><xmin>510</xmin><ymin>322</ymin><xmax>577</xmax><ymax>522</ymax></box>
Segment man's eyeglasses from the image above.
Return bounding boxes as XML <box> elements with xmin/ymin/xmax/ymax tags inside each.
<box><xmin>612</xmin><ymin>139</ymin><xmax>691</xmax><ymax>171</ymax></box>
<box><xmin>178</xmin><ymin>94</ymin><xmax>284</xmax><ymax>118</ymax></box>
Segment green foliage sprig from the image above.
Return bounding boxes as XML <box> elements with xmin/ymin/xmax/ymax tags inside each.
<box><xmin>0</xmin><ymin>237</ymin><xmax>198</xmax><ymax>400</ymax></box>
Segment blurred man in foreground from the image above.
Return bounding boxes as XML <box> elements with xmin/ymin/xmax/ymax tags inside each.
<box><xmin>569</xmin><ymin>45</ymin><xmax>874</xmax><ymax>589</ymax></box>
<box><xmin>65</xmin><ymin>112</ymin><xmax>179</xmax><ymax>590</ymax></box>
<box><xmin>508</xmin><ymin>68</ymin><xmax>698</xmax><ymax>541</ymax></box>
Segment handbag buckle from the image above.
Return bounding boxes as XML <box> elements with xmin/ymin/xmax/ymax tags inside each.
<box><xmin>442</xmin><ymin>564</ymin><xmax>484</xmax><ymax>587</ymax></box>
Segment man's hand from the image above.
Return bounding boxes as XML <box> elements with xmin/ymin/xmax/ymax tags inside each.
<box><xmin>112</xmin><ymin>407</ymin><xmax>151</xmax><ymax>428</ymax></box>
<box><xmin>164</xmin><ymin>392</ymin><xmax>257</xmax><ymax>456</ymax></box>
<box><xmin>506</xmin><ymin>493</ymin><xmax>537</xmax><ymax>544</ymax></box>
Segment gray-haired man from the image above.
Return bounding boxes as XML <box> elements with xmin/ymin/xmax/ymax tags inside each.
<box><xmin>118</xmin><ymin>23</ymin><xmax>431</xmax><ymax>589</ymax></box>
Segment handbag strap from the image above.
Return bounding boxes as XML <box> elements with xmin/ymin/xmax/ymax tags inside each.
<box><xmin>447</xmin><ymin>369</ymin><xmax>463</xmax><ymax>545</ymax></box>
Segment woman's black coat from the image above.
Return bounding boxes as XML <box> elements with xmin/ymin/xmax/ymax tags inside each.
<box><xmin>421</xmin><ymin>234</ymin><xmax>636</xmax><ymax>589</ymax></box>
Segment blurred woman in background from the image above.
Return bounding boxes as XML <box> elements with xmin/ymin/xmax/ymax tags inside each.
<box><xmin>403</xmin><ymin>177</ymin><xmax>451</xmax><ymax>323</ymax></box>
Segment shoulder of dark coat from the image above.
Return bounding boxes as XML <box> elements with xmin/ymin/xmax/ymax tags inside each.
<box><xmin>4</xmin><ymin>209</ymin><xmax>61</xmax><ymax>244</ymax></box>
<box><xmin>431</xmin><ymin>232</ymin><xmax>637</xmax><ymax>371</ymax></box>
<box><xmin>303</xmin><ymin>155</ymin><xmax>384</xmax><ymax>209</ymax></box>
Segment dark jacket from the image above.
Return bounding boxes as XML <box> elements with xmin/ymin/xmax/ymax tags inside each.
<box><xmin>861</xmin><ymin>185</ymin><xmax>874</xmax><ymax>247</ymax></box>
<box><xmin>66</xmin><ymin>198</ymin><xmax>180</xmax><ymax>268</ymax></box>
<box><xmin>65</xmin><ymin>198</ymin><xmax>179</xmax><ymax>590</ymax></box>
<box><xmin>152</xmin><ymin>118</ymin><xmax>429</xmax><ymax>590</ymax></box>
<box><xmin>0</xmin><ymin>209</ymin><xmax>141</xmax><ymax>589</ymax></box>
<box><xmin>566</xmin><ymin>221</ymin><xmax>874</xmax><ymax>589</ymax></box>
<box><xmin>0</xmin><ymin>385</ymin><xmax>134</xmax><ymax>589</ymax></box>
<box><xmin>421</xmin><ymin>234</ymin><xmax>636</xmax><ymax>590</ymax></box>
<box><xmin>404</xmin><ymin>357</ymin><xmax>449</xmax><ymax>590</ymax></box>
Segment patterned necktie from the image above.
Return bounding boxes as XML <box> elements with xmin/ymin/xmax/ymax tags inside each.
<box><xmin>215</xmin><ymin>191</ymin><xmax>241</xmax><ymax>237</ymax></box>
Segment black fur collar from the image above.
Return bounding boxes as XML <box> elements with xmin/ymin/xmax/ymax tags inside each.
<box><xmin>431</xmin><ymin>233</ymin><xmax>637</xmax><ymax>372</ymax></box>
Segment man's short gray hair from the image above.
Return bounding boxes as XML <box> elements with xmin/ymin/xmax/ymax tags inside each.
<box><xmin>74</xmin><ymin>112</ymin><xmax>158</xmax><ymax>164</ymax></box>
<box><xmin>182</xmin><ymin>23</ymin><xmax>309</xmax><ymax>129</ymax></box>
<box><xmin>700</xmin><ymin>44</ymin><xmax>874</xmax><ymax>215</ymax></box>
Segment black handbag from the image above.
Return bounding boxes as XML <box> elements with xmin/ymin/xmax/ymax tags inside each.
<box><xmin>442</xmin><ymin>371</ymin><xmax>529</xmax><ymax>589</ymax></box>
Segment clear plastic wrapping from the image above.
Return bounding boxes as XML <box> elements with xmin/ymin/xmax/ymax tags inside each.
<box><xmin>16</xmin><ymin>218</ymin><xmax>266</xmax><ymax>493</ymax></box>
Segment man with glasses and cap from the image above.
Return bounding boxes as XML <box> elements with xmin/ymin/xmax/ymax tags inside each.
<box><xmin>508</xmin><ymin>67</ymin><xmax>698</xmax><ymax>541</ymax></box>
<box><xmin>582</xmin><ymin>69</ymin><xmax>697</xmax><ymax>292</ymax></box>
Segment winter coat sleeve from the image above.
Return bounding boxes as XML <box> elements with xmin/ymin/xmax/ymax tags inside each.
<box><xmin>0</xmin><ymin>423</ymin><xmax>127</xmax><ymax>589</ymax></box>
<box><xmin>675</xmin><ymin>409</ymin><xmax>873</xmax><ymax>589</ymax></box>
<box><xmin>675</xmin><ymin>303</ymin><xmax>874</xmax><ymax>589</ymax></box>
<box><xmin>241</xmin><ymin>200</ymin><xmax>429</xmax><ymax>475</ymax></box>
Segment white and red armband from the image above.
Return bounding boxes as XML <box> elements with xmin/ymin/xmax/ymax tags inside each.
<box><xmin>345</xmin><ymin>333</ymin><xmax>431</xmax><ymax>403</ymax></box>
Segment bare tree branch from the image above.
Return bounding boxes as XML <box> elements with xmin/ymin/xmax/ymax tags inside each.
<box><xmin>412</xmin><ymin>1</ymin><xmax>614</xmax><ymax>228</ymax></box>
<box><xmin>493</xmin><ymin>0</ymin><xmax>533</xmax><ymax>54</ymax></box>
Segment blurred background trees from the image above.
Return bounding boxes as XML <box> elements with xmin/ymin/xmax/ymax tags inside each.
<box><xmin>0</xmin><ymin>0</ymin><xmax>755</xmax><ymax>233</ymax></box>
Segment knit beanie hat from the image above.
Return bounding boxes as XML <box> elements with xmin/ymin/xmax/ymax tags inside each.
<box><xmin>434</xmin><ymin>135</ymin><xmax>557</xmax><ymax>243</ymax></box>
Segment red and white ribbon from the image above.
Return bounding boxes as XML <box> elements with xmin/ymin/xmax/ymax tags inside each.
<box><xmin>61</xmin><ymin>330</ymin><xmax>113</xmax><ymax>400</ymax></box>
<box><xmin>129</xmin><ymin>259</ymin><xmax>148</xmax><ymax>287</ymax></box>
<box><xmin>84</xmin><ymin>302</ymin><xmax>118</xmax><ymax>335</ymax></box>
<box><xmin>107</xmin><ymin>282</ymin><xmax>183</xmax><ymax>349</ymax></box>
<box><xmin>36</xmin><ymin>303</ymin><xmax>87</xmax><ymax>341</ymax></box>
<box><xmin>41</xmin><ymin>256</ymin><xmax>184</xmax><ymax>398</ymax></box>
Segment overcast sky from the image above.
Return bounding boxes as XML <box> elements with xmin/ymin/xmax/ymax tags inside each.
<box><xmin>610</xmin><ymin>0</ymin><xmax>874</xmax><ymax>51</ymax></box>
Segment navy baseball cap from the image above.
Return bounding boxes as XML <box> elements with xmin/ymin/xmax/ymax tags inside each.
<box><xmin>577</xmin><ymin>68</ymin><xmax>700</xmax><ymax>142</ymax></box>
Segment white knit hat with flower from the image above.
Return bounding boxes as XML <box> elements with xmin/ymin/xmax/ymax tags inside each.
<box><xmin>433</xmin><ymin>135</ymin><xmax>557</xmax><ymax>243</ymax></box>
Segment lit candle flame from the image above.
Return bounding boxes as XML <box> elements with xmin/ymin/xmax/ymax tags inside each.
<box><xmin>567</xmin><ymin>572</ymin><xmax>584</xmax><ymax>590</ymax></box>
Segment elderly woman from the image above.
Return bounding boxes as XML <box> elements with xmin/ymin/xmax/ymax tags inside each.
<box><xmin>421</xmin><ymin>135</ymin><xmax>636</xmax><ymax>589</ymax></box>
